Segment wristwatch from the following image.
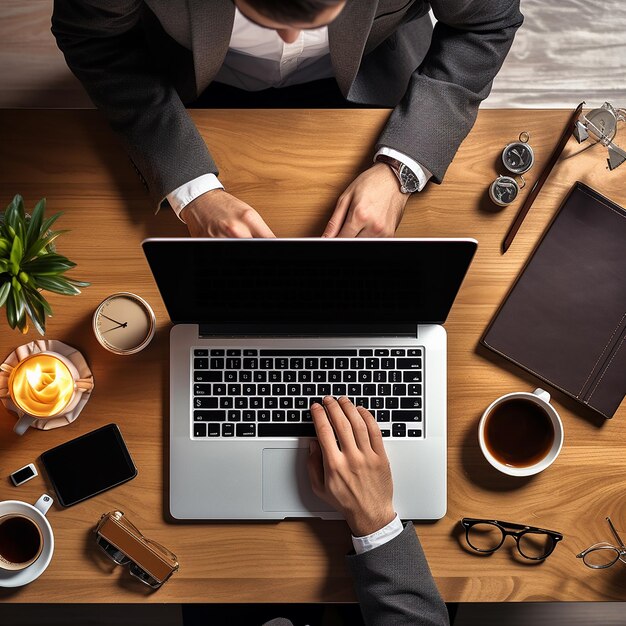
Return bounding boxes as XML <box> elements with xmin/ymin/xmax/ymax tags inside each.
<box><xmin>375</xmin><ymin>154</ymin><xmax>420</xmax><ymax>194</ymax></box>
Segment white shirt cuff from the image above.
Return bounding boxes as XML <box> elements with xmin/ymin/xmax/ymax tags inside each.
<box><xmin>374</xmin><ymin>147</ymin><xmax>432</xmax><ymax>192</ymax></box>
<box><xmin>166</xmin><ymin>173</ymin><xmax>224</xmax><ymax>223</ymax></box>
<box><xmin>351</xmin><ymin>514</ymin><xmax>404</xmax><ymax>555</ymax></box>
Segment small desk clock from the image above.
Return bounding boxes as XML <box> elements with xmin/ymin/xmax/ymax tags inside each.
<box><xmin>93</xmin><ymin>293</ymin><xmax>156</xmax><ymax>355</ymax></box>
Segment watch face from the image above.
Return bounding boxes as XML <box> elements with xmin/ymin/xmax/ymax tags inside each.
<box><xmin>502</xmin><ymin>141</ymin><xmax>534</xmax><ymax>174</ymax></box>
<box><xmin>585</xmin><ymin>106</ymin><xmax>618</xmax><ymax>143</ymax></box>
<box><xmin>93</xmin><ymin>293</ymin><xmax>156</xmax><ymax>355</ymax></box>
<box><xmin>399</xmin><ymin>165</ymin><xmax>419</xmax><ymax>193</ymax></box>
<box><xmin>489</xmin><ymin>176</ymin><xmax>520</xmax><ymax>206</ymax></box>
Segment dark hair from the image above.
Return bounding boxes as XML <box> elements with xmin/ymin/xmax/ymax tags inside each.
<box><xmin>245</xmin><ymin>0</ymin><xmax>344</xmax><ymax>23</ymax></box>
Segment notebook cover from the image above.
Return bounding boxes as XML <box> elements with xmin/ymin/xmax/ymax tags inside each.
<box><xmin>482</xmin><ymin>182</ymin><xmax>626</xmax><ymax>419</ymax></box>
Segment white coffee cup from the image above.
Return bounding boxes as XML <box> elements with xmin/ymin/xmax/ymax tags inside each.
<box><xmin>478</xmin><ymin>388</ymin><xmax>564</xmax><ymax>477</ymax></box>
<box><xmin>0</xmin><ymin>495</ymin><xmax>54</xmax><ymax>587</ymax></box>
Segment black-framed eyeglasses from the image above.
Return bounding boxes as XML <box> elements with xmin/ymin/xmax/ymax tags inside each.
<box><xmin>577</xmin><ymin>517</ymin><xmax>626</xmax><ymax>569</ymax></box>
<box><xmin>461</xmin><ymin>517</ymin><xmax>563</xmax><ymax>561</ymax></box>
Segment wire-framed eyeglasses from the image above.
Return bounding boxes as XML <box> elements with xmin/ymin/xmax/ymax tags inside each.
<box><xmin>461</xmin><ymin>517</ymin><xmax>563</xmax><ymax>561</ymax></box>
<box><xmin>577</xmin><ymin>517</ymin><xmax>626</xmax><ymax>569</ymax></box>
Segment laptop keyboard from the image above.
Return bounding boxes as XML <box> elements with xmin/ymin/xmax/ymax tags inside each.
<box><xmin>191</xmin><ymin>348</ymin><xmax>423</xmax><ymax>440</ymax></box>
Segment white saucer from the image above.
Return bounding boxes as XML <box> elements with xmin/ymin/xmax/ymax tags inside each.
<box><xmin>0</xmin><ymin>501</ymin><xmax>54</xmax><ymax>588</ymax></box>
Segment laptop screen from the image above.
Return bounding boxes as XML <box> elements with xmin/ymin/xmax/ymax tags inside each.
<box><xmin>142</xmin><ymin>239</ymin><xmax>476</xmax><ymax>326</ymax></box>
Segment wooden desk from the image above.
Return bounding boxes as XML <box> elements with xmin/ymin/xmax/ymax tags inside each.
<box><xmin>0</xmin><ymin>109</ymin><xmax>624</xmax><ymax>604</ymax></box>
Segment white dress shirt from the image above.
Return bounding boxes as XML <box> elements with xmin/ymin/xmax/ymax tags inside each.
<box><xmin>167</xmin><ymin>7</ymin><xmax>431</xmax><ymax>220</ymax></box>
<box><xmin>352</xmin><ymin>514</ymin><xmax>404</xmax><ymax>554</ymax></box>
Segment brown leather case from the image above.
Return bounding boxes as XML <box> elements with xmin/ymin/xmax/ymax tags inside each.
<box><xmin>482</xmin><ymin>182</ymin><xmax>626</xmax><ymax>419</ymax></box>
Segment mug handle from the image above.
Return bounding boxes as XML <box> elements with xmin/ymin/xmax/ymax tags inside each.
<box><xmin>34</xmin><ymin>494</ymin><xmax>53</xmax><ymax>516</ymax></box>
<box><xmin>14</xmin><ymin>414</ymin><xmax>35</xmax><ymax>436</ymax></box>
<box><xmin>533</xmin><ymin>388</ymin><xmax>551</xmax><ymax>403</ymax></box>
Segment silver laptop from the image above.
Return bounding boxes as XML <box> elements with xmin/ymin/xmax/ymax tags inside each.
<box><xmin>142</xmin><ymin>238</ymin><xmax>476</xmax><ymax>520</ymax></box>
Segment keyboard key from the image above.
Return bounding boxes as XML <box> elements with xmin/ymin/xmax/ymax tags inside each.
<box><xmin>408</xmin><ymin>349</ymin><xmax>422</xmax><ymax>356</ymax></box>
<box><xmin>243</xmin><ymin>410</ymin><xmax>256</xmax><ymax>422</ymax></box>
<box><xmin>373</xmin><ymin>371</ymin><xmax>387</xmax><ymax>383</ymax></box>
<box><xmin>295</xmin><ymin>397</ymin><xmax>308</xmax><ymax>409</ymax></box>
<box><xmin>243</xmin><ymin>349</ymin><xmax>258</xmax><ymax>356</ymax></box>
<box><xmin>194</xmin><ymin>349</ymin><xmax>209</xmax><ymax>357</ymax></box>
<box><xmin>298</xmin><ymin>371</ymin><xmax>312</xmax><ymax>382</ymax></box>
<box><xmin>193</xmin><ymin>384</ymin><xmax>212</xmax><ymax>395</ymax></box>
<box><xmin>371</xmin><ymin>397</ymin><xmax>384</xmax><ymax>409</ymax></box>
<box><xmin>276</xmin><ymin>358</ymin><xmax>289</xmax><ymax>369</ymax></box>
<box><xmin>258</xmin><ymin>424</ymin><xmax>316</xmax><ymax>437</ymax></box>
<box><xmin>313</xmin><ymin>371</ymin><xmax>327</xmax><ymax>382</ymax></box>
<box><xmin>343</xmin><ymin>371</ymin><xmax>357</xmax><ymax>382</ymax></box>
<box><xmin>236</xmin><ymin>424</ymin><xmax>256</xmax><ymax>437</ymax></box>
<box><xmin>225</xmin><ymin>371</ymin><xmax>237</xmax><ymax>382</ymax></box>
<box><xmin>358</xmin><ymin>371</ymin><xmax>372</xmax><ymax>382</ymax></box>
<box><xmin>336</xmin><ymin>358</ymin><xmax>349</xmax><ymax>369</ymax></box>
<box><xmin>375</xmin><ymin>349</ymin><xmax>389</xmax><ymax>356</ymax></box>
<box><xmin>356</xmin><ymin>397</ymin><xmax>369</xmax><ymax>409</ymax></box>
<box><xmin>264</xmin><ymin>398</ymin><xmax>278</xmax><ymax>409</ymax></box>
<box><xmin>235</xmin><ymin>397</ymin><xmax>248</xmax><ymax>409</ymax></box>
<box><xmin>376</xmin><ymin>410</ymin><xmax>390</xmax><ymax>422</ymax></box>
<box><xmin>397</xmin><ymin>358</ymin><xmax>421</xmax><ymax>369</ymax></box>
<box><xmin>228</xmin><ymin>410</ymin><xmax>241</xmax><ymax>422</ymax></box>
<box><xmin>272</xmin><ymin>384</ymin><xmax>286</xmax><ymax>395</ymax></box>
<box><xmin>305</xmin><ymin>358</ymin><xmax>319</xmax><ymax>369</ymax></box>
<box><xmin>392</xmin><ymin>410</ymin><xmax>422</xmax><ymax>422</ymax></box>
<box><xmin>408</xmin><ymin>384</ymin><xmax>422</xmax><ymax>395</ymax></box>
<box><xmin>226</xmin><ymin>358</ymin><xmax>241</xmax><ymax>369</ymax></box>
<box><xmin>269</xmin><ymin>371</ymin><xmax>281</xmax><ymax>382</ymax></box>
<box><xmin>258</xmin><ymin>384</ymin><xmax>271</xmax><ymax>395</ymax></box>
<box><xmin>272</xmin><ymin>410</ymin><xmax>286</xmax><ymax>422</ymax></box>
<box><xmin>290</xmin><ymin>358</ymin><xmax>304</xmax><ymax>369</ymax></box>
<box><xmin>385</xmin><ymin>398</ymin><xmax>399</xmax><ymax>409</ymax></box>
<box><xmin>194</xmin><ymin>371</ymin><xmax>222</xmax><ymax>383</ymax></box>
<box><xmin>210</xmin><ymin>349</ymin><xmax>225</xmax><ymax>356</ymax></box>
<box><xmin>380</xmin><ymin>429</ymin><xmax>390</xmax><ymax>437</ymax></box>
<box><xmin>392</xmin><ymin>384</ymin><xmax>406</xmax><ymax>396</ymax></box>
<box><xmin>391</xmin><ymin>349</ymin><xmax>406</xmax><ymax>356</ymax></box>
<box><xmin>366</xmin><ymin>358</ymin><xmax>379</xmax><ymax>369</ymax></box>
<box><xmin>348</xmin><ymin>384</ymin><xmax>361</xmax><ymax>395</ymax></box>
<box><xmin>261</xmin><ymin>358</ymin><xmax>273</xmax><ymax>369</ymax></box>
<box><xmin>261</xmin><ymin>349</ymin><xmax>356</xmax><ymax>356</ymax></box>
<box><xmin>392</xmin><ymin>423</ymin><xmax>406</xmax><ymax>437</ymax></box>
<box><xmin>302</xmin><ymin>410</ymin><xmax>313</xmax><ymax>422</ymax></box>
<box><xmin>363</xmin><ymin>384</ymin><xmax>376</xmax><ymax>396</ymax></box>
<box><xmin>194</xmin><ymin>410</ymin><xmax>226</xmax><ymax>422</ymax></box>
<box><xmin>228</xmin><ymin>384</ymin><xmax>241</xmax><ymax>395</ymax></box>
<box><xmin>210</xmin><ymin>358</ymin><xmax>225</xmax><ymax>369</ymax></box>
<box><xmin>378</xmin><ymin>384</ymin><xmax>392</xmax><ymax>396</ymax></box>
<box><xmin>208</xmin><ymin>424</ymin><xmax>220</xmax><ymax>437</ymax></box>
<box><xmin>332</xmin><ymin>384</ymin><xmax>347</xmax><ymax>396</ymax></box>
<box><xmin>280</xmin><ymin>397</ymin><xmax>293</xmax><ymax>408</ymax></box>
<box><xmin>194</xmin><ymin>397</ymin><xmax>218</xmax><ymax>409</ymax></box>
<box><xmin>350</xmin><ymin>358</ymin><xmax>365</xmax><ymax>369</ymax></box>
<box><xmin>243</xmin><ymin>358</ymin><xmax>258</xmax><ymax>369</ymax></box>
<box><xmin>317</xmin><ymin>384</ymin><xmax>331</xmax><ymax>396</ymax></box>
<box><xmin>194</xmin><ymin>358</ymin><xmax>208</xmax><ymax>370</ymax></box>
<box><xmin>283</xmin><ymin>371</ymin><xmax>297</xmax><ymax>382</ymax></box>
<box><xmin>287</xmin><ymin>411</ymin><xmax>300</xmax><ymax>422</ymax></box>
<box><xmin>239</xmin><ymin>371</ymin><xmax>252</xmax><ymax>382</ymax></box>
<box><xmin>408</xmin><ymin>429</ymin><xmax>422</xmax><ymax>437</ymax></box>
<box><xmin>258</xmin><ymin>410</ymin><xmax>271</xmax><ymax>422</ymax></box>
<box><xmin>254</xmin><ymin>371</ymin><xmax>267</xmax><ymax>382</ymax></box>
<box><xmin>401</xmin><ymin>398</ymin><xmax>422</xmax><ymax>409</ymax></box>
<box><xmin>303</xmin><ymin>383</ymin><xmax>316</xmax><ymax>395</ymax></box>
<box><xmin>243</xmin><ymin>384</ymin><xmax>256</xmax><ymax>395</ymax></box>
<box><xmin>321</xmin><ymin>358</ymin><xmax>334</xmax><ymax>369</ymax></box>
<box><xmin>227</xmin><ymin>349</ymin><xmax>241</xmax><ymax>356</ymax></box>
<box><xmin>329</xmin><ymin>371</ymin><xmax>341</xmax><ymax>382</ymax></box>
<box><xmin>359</xmin><ymin>349</ymin><xmax>373</xmax><ymax>356</ymax></box>
<box><xmin>381</xmin><ymin>358</ymin><xmax>395</xmax><ymax>369</ymax></box>
<box><xmin>403</xmin><ymin>371</ymin><xmax>422</xmax><ymax>382</ymax></box>
<box><xmin>213</xmin><ymin>384</ymin><xmax>226</xmax><ymax>395</ymax></box>
<box><xmin>194</xmin><ymin>423</ymin><xmax>207</xmax><ymax>437</ymax></box>
<box><xmin>389</xmin><ymin>371</ymin><xmax>402</xmax><ymax>383</ymax></box>
<box><xmin>220</xmin><ymin>397</ymin><xmax>234</xmax><ymax>408</ymax></box>
<box><xmin>288</xmin><ymin>384</ymin><xmax>301</xmax><ymax>395</ymax></box>
<box><xmin>222</xmin><ymin>423</ymin><xmax>234</xmax><ymax>437</ymax></box>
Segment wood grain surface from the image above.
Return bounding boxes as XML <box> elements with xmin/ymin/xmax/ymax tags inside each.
<box><xmin>0</xmin><ymin>109</ymin><xmax>624</xmax><ymax>604</ymax></box>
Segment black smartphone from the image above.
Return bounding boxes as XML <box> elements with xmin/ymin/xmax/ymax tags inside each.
<box><xmin>40</xmin><ymin>424</ymin><xmax>137</xmax><ymax>507</ymax></box>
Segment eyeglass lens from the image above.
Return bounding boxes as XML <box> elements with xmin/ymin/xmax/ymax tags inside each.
<box><xmin>466</xmin><ymin>522</ymin><xmax>555</xmax><ymax>559</ymax></box>
<box><xmin>96</xmin><ymin>536</ymin><xmax>131</xmax><ymax>565</ymax></box>
<box><xmin>129</xmin><ymin>562</ymin><xmax>161</xmax><ymax>589</ymax></box>
<box><xmin>582</xmin><ymin>545</ymin><xmax>621</xmax><ymax>569</ymax></box>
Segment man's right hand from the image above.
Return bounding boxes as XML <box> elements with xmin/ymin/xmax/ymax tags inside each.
<box><xmin>180</xmin><ymin>189</ymin><xmax>276</xmax><ymax>238</ymax></box>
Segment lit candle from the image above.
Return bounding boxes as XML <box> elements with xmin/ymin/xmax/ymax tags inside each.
<box><xmin>9</xmin><ymin>354</ymin><xmax>75</xmax><ymax>417</ymax></box>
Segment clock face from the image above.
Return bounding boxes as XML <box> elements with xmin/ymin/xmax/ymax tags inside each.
<box><xmin>489</xmin><ymin>176</ymin><xmax>520</xmax><ymax>206</ymax></box>
<box><xmin>502</xmin><ymin>141</ymin><xmax>534</xmax><ymax>174</ymax></box>
<box><xmin>93</xmin><ymin>293</ymin><xmax>156</xmax><ymax>355</ymax></box>
<box><xmin>399</xmin><ymin>165</ymin><xmax>419</xmax><ymax>193</ymax></box>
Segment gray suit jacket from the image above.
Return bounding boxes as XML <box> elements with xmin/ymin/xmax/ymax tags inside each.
<box><xmin>264</xmin><ymin>523</ymin><xmax>448</xmax><ymax>626</ymax></box>
<box><xmin>52</xmin><ymin>0</ymin><xmax>522</xmax><ymax>208</ymax></box>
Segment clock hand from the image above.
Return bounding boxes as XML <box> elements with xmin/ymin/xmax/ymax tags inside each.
<box><xmin>101</xmin><ymin>313</ymin><xmax>127</xmax><ymax>326</ymax></box>
<box><xmin>102</xmin><ymin>322</ymin><xmax>128</xmax><ymax>333</ymax></box>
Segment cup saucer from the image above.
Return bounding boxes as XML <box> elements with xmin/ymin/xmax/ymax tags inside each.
<box><xmin>0</xmin><ymin>501</ymin><xmax>54</xmax><ymax>588</ymax></box>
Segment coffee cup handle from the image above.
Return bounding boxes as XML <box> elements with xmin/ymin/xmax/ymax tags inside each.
<box><xmin>14</xmin><ymin>414</ymin><xmax>35</xmax><ymax>436</ymax></box>
<box><xmin>34</xmin><ymin>494</ymin><xmax>53</xmax><ymax>516</ymax></box>
<box><xmin>533</xmin><ymin>388</ymin><xmax>551</xmax><ymax>403</ymax></box>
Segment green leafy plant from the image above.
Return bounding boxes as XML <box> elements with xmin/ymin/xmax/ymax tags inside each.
<box><xmin>0</xmin><ymin>195</ymin><xmax>89</xmax><ymax>335</ymax></box>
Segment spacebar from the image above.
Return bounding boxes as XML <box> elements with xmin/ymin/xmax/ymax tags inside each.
<box><xmin>257</xmin><ymin>424</ymin><xmax>317</xmax><ymax>437</ymax></box>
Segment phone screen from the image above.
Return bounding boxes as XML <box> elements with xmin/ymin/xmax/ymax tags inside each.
<box><xmin>40</xmin><ymin>424</ymin><xmax>137</xmax><ymax>507</ymax></box>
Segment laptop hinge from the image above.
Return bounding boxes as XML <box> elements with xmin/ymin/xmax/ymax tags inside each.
<box><xmin>197</xmin><ymin>323</ymin><xmax>419</xmax><ymax>338</ymax></box>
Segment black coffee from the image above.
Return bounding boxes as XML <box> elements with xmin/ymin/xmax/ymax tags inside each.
<box><xmin>0</xmin><ymin>516</ymin><xmax>41</xmax><ymax>564</ymax></box>
<box><xmin>484</xmin><ymin>399</ymin><xmax>555</xmax><ymax>468</ymax></box>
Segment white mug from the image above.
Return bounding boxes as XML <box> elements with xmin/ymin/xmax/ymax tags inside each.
<box><xmin>0</xmin><ymin>495</ymin><xmax>54</xmax><ymax>586</ymax></box>
<box><xmin>478</xmin><ymin>388</ymin><xmax>564</xmax><ymax>477</ymax></box>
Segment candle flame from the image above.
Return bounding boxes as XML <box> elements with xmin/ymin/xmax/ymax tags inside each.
<box><xmin>11</xmin><ymin>355</ymin><xmax>75</xmax><ymax>417</ymax></box>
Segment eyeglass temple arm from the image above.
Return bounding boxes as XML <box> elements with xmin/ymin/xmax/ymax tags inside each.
<box><xmin>606</xmin><ymin>517</ymin><xmax>626</xmax><ymax>548</ymax></box>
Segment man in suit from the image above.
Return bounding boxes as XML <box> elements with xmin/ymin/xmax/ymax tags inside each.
<box><xmin>52</xmin><ymin>0</ymin><xmax>523</xmax><ymax>239</ymax></box>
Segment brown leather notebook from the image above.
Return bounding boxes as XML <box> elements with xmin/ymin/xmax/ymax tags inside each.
<box><xmin>482</xmin><ymin>182</ymin><xmax>626</xmax><ymax>419</ymax></box>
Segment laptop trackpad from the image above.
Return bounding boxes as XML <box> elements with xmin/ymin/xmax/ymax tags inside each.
<box><xmin>262</xmin><ymin>448</ymin><xmax>334</xmax><ymax>513</ymax></box>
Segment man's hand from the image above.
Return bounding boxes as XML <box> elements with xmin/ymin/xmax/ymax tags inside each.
<box><xmin>308</xmin><ymin>396</ymin><xmax>395</xmax><ymax>537</ymax></box>
<box><xmin>180</xmin><ymin>189</ymin><xmax>275</xmax><ymax>238</ymax></box>
<box><xmin>322</xmin><ymin>163</ymin><xmax>409</xmax><ymax>238</ymax></box>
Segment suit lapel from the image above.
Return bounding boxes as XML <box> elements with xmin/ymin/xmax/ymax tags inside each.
<box><xmin>328</xmin><ymin>0</ymin><xmax>378</xmax><ymax>96</ymax></box>
<box><xmin>188</xmin><ymin>0</ymin><xmax>235</xmax><ymax>94</ymax></box>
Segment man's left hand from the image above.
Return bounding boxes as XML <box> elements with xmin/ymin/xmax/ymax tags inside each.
<box><xmin>322</xmin><ymin>163</ymin><xmax>409</xmax><ymax>238</ymax></box>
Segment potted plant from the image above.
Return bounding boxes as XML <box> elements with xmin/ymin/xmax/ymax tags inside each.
<box><xmin>0</xmin><ymin>194</ymin><xmax>89</xmax><ymax>335</ymax></box>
